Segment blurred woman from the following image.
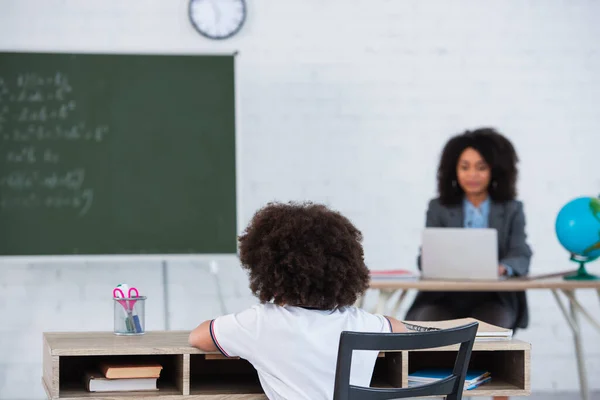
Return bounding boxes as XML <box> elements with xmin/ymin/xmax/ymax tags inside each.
<box><xmin>405</xmin><ymin>128</ymin><xmax>532</xmax><ymax>330</ymax></box>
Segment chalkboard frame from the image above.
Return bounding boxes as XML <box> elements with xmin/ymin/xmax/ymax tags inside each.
<box><xmin>0</xmin><ymin>50</ymin><xmax>242</xmax><ymax>260</ymax></box>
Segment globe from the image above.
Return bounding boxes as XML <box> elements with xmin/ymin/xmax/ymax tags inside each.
<box><xmin>555</xmin><ymin>196</ymin><xmax>600</xmax><ymax>280</ymax></box>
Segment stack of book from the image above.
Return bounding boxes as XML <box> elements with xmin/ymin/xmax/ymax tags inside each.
<box><xmin>84</xmin><ymin>363</ymin><xmax>163</xmax><ymax>392</ymax></box>
<box><xmin>408</xmin><ymin>368</ymin><xmax>491</xmax><ymax>390</ymax></box>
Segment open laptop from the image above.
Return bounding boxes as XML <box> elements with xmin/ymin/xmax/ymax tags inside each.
<box><xmin>421</xmin><ymin>228</ymin><xmax>501</xmax><ymax>281</ymax></box>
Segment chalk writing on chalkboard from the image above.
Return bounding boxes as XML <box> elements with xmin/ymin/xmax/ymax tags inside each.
<box><xmin>0</xmin><ymin>72</ymin><xmax>108</xmax><ymax>217</ymax></box>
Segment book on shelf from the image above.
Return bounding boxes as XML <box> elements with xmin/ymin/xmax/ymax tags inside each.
<box><xmin>408</xmin><ymin>368</ymin><xmax>491</xmax><ymax>390</ymax></box>
<box><xmin>84</xmin><ymin>372</ymin><xmax>158</xmax><ymax>392</ymax></box>
<box><xmin>99</xmin><ymin>362</ymin><xmax>163</xmax><ymax>379</ymax></box>
<box><xmin>401</xmin><ymin>317</ymin><xmax>513</xmax><ymax>340</ymax></box>
<box><xmin>369</xmin><ymin>269</ymin><xmax>419</xmax><ymax>280</ymax></box>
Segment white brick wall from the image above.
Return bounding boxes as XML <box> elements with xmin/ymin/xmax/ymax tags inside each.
<box><xmin>1</xmin><ymin>0</ymin><xmax>600</xmax><ymax>398</ymax></box>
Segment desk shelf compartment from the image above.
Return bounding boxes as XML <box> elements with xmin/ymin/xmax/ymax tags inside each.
<box><xmin>189</xmin><ymin>354</ymin><xmax>264</xmax><ymax>397</ymax></box>
<box><xmin>407</xmin><ymin>348</ymin><xmax>530</xmax><ymax>397</ymax></box>
<box><xmin>46</xmin><ymin>354</ymin><xmax>186</xmax><ymax>400</ymax></box>
<box><xmin>370</xmin><ymin>352</ymin><xmax>407</xmax><ymax>389</ymax></box>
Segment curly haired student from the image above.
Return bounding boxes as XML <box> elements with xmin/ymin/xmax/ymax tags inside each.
<box><xmin>189</xmin><ymin>201</ymin><xmax>406</xmax><ymax>400</ymax></box>
<box><xmin>405</xmin><ymin>127</ymin><xmax>533</xmax><ymax>331</ymax></box>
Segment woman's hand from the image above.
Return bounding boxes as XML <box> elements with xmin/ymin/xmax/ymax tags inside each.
<box><xmin>498</xmin><ymin>265</ymin><xmax>507</xmax><ymax>276</ymax></box>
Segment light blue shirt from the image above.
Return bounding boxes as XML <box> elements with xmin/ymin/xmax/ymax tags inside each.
<box><xmin>463</xmin><ymin>198</ymin><xmax>513</xmax><ymax>276</ymax></box>
<box><xmin>463</xmin><ymin>197</ymin><xmax>490</xmax><ymax>229</ymax></box>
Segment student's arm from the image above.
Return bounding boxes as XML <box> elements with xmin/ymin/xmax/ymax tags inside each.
<box><xmin>499</xmin><ymin>202</ymin><xmax>532</xmax><ymax>277</ymax></box>
<box><xmin>189</xmin><ymin>320</ymin><xmax>219</xmax><ymax>352</ymax></box>
<box><xmin>384</xmin><ymin>316</ymin><xmax>408</xmax><ymax>333</ymax></box>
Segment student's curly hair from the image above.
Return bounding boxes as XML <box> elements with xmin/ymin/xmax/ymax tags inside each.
<box><xmin>437</xmin><ymin>127</ymin><xmax>519</xmax><ymax>206</ymax></box>
<box><xmin>238</xmin><ymin>201</ymin><xmax>370</xmax><ymax>310</ymax></box>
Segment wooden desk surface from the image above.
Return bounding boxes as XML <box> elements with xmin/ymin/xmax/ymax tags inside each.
<box><xmin>45</xmin><ymin>331</ymin><xmax>203</xmax><ymax>356</ymax></box>
<box><xmin>44</xmin><ymin>331</ymin><xmax>530</xmax><ymax>356</ymax></box>
<box><xmin>369</xmin><ymin>275</ymin><xmax>600</xmax><ymax>291</ymax></box>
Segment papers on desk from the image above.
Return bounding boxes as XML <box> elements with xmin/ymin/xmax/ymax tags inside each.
<box><xmin>408</xmin><ymin>368</ymin><xmax>491</xmax><ymax>390</ymax></box>
<box><xmin>402</xmin><ymin>317</ymin><xmax>513</xmax><ymax>340</ymax></box>
<box><xmin>369</xmin><ymin>269</ymin><xmax>419</xmax><ymax>280</ymax></box>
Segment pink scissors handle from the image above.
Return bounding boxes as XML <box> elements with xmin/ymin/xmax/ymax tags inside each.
<box><xmin>126</xmin><ymin>287</ymin><xmax>139</xmax><ymax>310</ymax></box>
<box><xmin>128</xmin><ymin>287</ymin><xmax>139</xmax><ymax>298</ymax></box>
<box><xmin>113</xmin><ymin>287</ymin><xmax>140</xmax><ymax>311</ymax></box>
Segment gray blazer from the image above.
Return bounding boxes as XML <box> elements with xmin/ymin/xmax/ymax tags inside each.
<box><xmin>411</xmin><ymin>198</ymin><xmax>533</xmax><ymax>328</ymax></box>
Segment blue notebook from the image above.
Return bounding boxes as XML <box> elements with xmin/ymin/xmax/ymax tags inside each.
<box><xmin>408</xmin><ymin>369</ymin><xmax>491</xmax><ymax>390</ymax></box>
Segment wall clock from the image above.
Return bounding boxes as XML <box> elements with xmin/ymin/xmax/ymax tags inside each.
<box><xmin>189</xmin><ymin>0</ymin><xmax>247</xmax><ymax>40</ymax></box>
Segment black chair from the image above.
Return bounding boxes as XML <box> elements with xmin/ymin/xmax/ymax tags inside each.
<box><xmin>333</xmin><ymin>322</ymin><xmax>479</xmax><ymax>400</ymax></box>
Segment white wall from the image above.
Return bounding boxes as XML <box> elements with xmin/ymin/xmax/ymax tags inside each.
<box><xmin>1</xmin><ymin>0</ymin><xmax>600</xmax><ymax>398</ymax></box>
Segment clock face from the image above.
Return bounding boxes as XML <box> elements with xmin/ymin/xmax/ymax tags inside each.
<box><xmin>189</xmin><ymin>0</ymin><xmax>247</xmax><ymax>40</ymax></box>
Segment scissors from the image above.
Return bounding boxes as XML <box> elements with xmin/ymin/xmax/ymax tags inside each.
<box><xmin>113</xmin><ymin>285</ymin><xmax>141</xmax><ymax>333</ymax></box>
<box><xmin>113</xmin><ymin>286</ymin><xmax>140</xmax><ymax>310</ymax></box>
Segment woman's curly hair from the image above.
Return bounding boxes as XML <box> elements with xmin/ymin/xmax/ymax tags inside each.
<box><xmin>238</xmin><ymin>201</ymin><xmax>370</xmax><ymax>310</ymax></box>
<box><xmin>437</xmin><ymin>127</ymin><xmax>519</xmax><ymax>206</ymax></box>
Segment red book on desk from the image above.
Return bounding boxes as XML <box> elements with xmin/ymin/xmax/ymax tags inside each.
<box><xmin>99</xmin><ymin>363</ymin><xmax>162</xmax><ymax>379</ymax></box>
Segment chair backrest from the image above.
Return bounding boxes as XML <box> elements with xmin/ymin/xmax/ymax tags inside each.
<box><xmin>333</xmin><ymin>321</ymin><xmax>478</xmax><ymax>400</ymax></box>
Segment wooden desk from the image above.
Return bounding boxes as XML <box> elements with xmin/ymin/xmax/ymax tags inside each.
<box><xmin>362</xmin><ymin>273</ymin><xmax>600</xmax><ymax>400</ymax></box>
<box><xmin>42</xmin><ymin>331</ymin><xmax>531</xmax><ymax>399</ymax></box>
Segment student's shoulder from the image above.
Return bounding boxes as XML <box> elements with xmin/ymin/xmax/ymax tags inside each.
<box><xmin>247</xmin><ymin>302</ymin><xmax>278</xmax><ymax>315</ymax></box>
<box><xmin>247</xmin><ymin>302</ymin><xmax>291</xmax><ymax>320</ymax></box>
<box><xmin>344</xmin><ymin>307</ymin><xmax>392</xmax><ymax>330</ymax></box>
<box><xmin>216</xmin><ymin>303</ymin><xmax>265</xmax><ymax>323</ymax></box>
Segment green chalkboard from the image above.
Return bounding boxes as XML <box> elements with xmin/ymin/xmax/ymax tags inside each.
<box><xmin>0</xmin><ymin>52</ymin><xmax>237</xmax><ymax>256</ymax></box>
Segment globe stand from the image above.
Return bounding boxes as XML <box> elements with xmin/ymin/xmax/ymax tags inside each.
<box><xmin>564</xmin><ymin>254</ymin><xmax>599</xmax><ymax>281</ymax></box>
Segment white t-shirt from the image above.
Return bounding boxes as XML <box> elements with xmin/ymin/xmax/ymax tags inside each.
<box><xmin>210</xmin><ymin>303</ymin><xmax>392</xmax><ymax>400</ymax></box>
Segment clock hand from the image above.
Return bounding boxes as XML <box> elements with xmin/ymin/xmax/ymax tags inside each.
<box><xmin>208</xmin><ymin>0</ymin><xmax>221</xmax><ymax>23</ymax></box>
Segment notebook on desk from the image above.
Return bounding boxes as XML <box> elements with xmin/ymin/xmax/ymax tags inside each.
<box><xmin>84</xmin><ymin>372</ymin><xmax>158</xmax><ymax>392</ymax></box>
<box><xmin>408</xmin><ymin>369</ymin><xmax>491</xmax><ymax>390</ymax></box>
<box><xmin>421</xmin><ymin>228</ymin><xmax>502</xmax><ymax>281</ymax></box>
<box><xmin>402</xmin><ymin>317</ymin><xmax>513</xmax><ymax>340</ymax></box>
